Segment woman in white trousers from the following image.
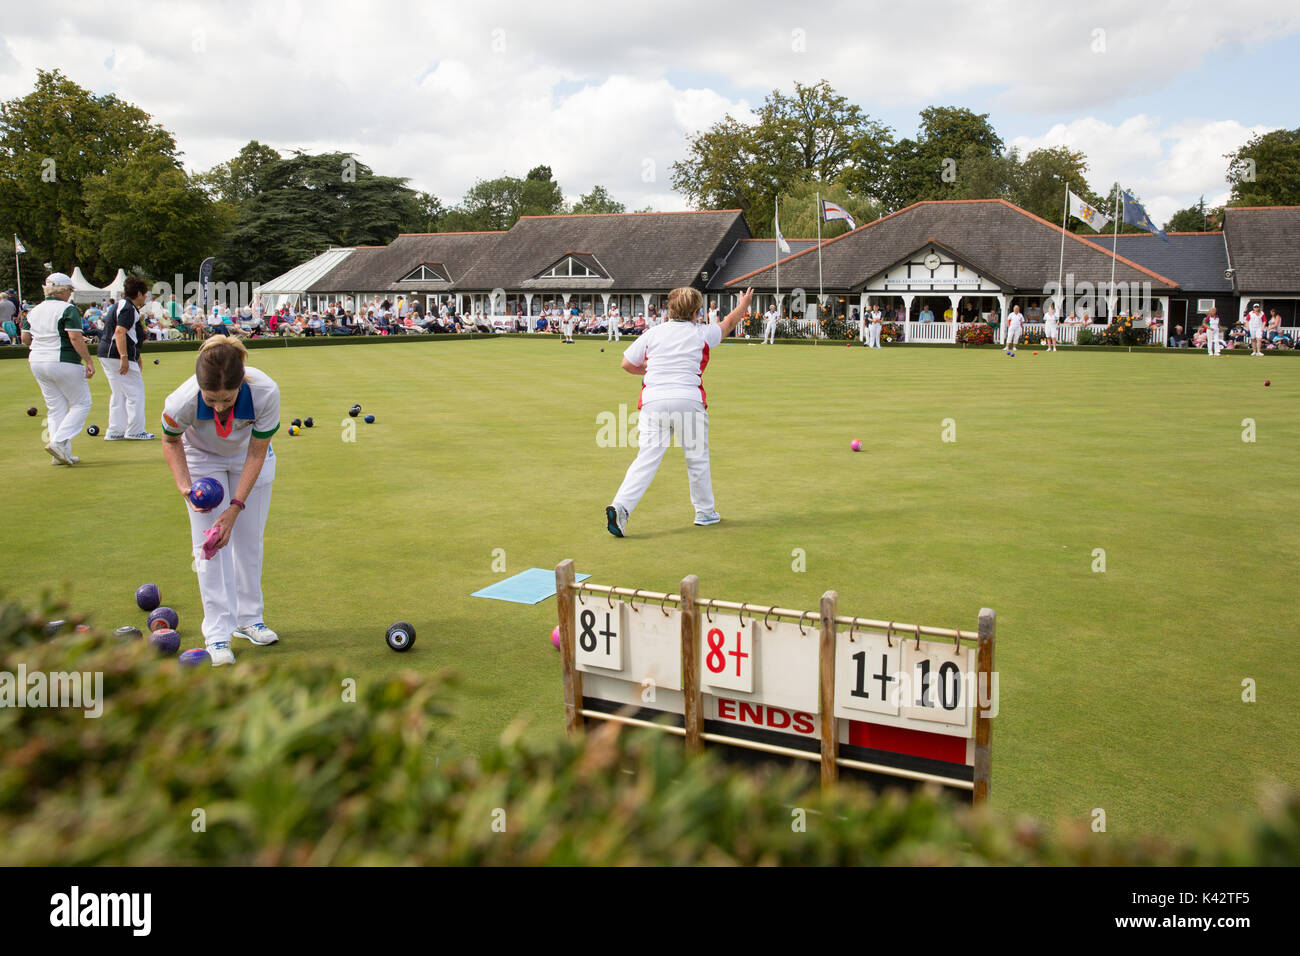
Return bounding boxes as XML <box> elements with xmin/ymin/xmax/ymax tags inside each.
<box><xmin>161</xmin><ymin>335</ymin><xmax>281</xmax><ymax>666</ymax></box>
<box><xmin>22</xmin><ymin>272</ymin><xmax>95</xmax><ymax>465</ymax></box>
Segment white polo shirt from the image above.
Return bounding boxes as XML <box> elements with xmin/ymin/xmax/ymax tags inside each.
<box><xmin>623</xmin><ymin>319</ymin><xmax>723</xmax><ymax>409</ymax></box>
<box><xmin>161</xmin><ymin>366</ymin><xmax>280</xmax><ymax>458</ymax></box>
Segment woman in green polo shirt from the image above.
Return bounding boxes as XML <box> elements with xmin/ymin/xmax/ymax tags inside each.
<box><xmin>21</xmin><ymin>272</ymin><xmax>96</xmax><ymax>465</ymax></box>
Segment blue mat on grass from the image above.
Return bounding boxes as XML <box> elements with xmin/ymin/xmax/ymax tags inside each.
<box><xmin>471</xmin><ymin>567</ymin><xmax>590</xmax><ymax>605</ymax></box>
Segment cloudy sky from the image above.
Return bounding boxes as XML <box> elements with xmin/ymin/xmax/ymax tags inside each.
<box><xmin>2</xmin><ymin>0</ymin><xmax>1296</xmax><ymax>226</ymax></box>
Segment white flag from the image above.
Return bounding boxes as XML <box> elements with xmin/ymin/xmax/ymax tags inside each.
<box><xmin>1068</xmin><ymin>190</ymin><xmax>1110</xmax><ymax>232</ymax></box>
<box><xmin>14</xmin><ymin>236</ymin><xmax>25</xmax><ymax>254</ymax></box>
<box><xmin>774</xmin><ymin>208</ymin><xmax>790</xmax><ymax>255</ymax></box>
<box><xmin>820</xmin><ymin>199</ymin><xmax>858</xmax><ymax>231</ymax></box>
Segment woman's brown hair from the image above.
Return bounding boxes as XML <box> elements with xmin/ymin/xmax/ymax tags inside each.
<box><xmin>196</xmin><ymin>335</ymin><xmax>248</xmax><ymax>391</ymax></box>
<box><xmin>667</xmin><ymin>287</ymin><xmax>703</xmax><ymax>321</ymax></box>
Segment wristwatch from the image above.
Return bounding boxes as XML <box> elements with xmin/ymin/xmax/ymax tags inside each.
<box><xmin>230</xmin><ymin>498</ymin><xmax>246</xmax><ymax>510</ymax></box>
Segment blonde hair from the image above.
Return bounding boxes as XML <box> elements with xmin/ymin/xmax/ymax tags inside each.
<box><xmin>667</xmin><ymin>287</ymin><xmax>703</xmax><ymax>321</ymax></box>
<box><xmin>43</xmin><ymin>283</ymin><xmax>73</xmax><ymax>298</ymax></box>
<box><xmin>196</xmin><ymin>335</ymin><xmax>248</xmax><ymax>391</ymax></box>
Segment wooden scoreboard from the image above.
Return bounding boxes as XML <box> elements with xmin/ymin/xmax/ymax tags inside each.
<box><xmin>556</xmin><ymin>560</ymin><xmax>996</xmax><ymax>803</ymax></box>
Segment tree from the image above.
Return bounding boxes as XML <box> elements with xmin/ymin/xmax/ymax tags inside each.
<box><xmin>768</xmin><ymin>179</ymin><xmax>879</xmax><ymax>241</ymax></box>
<box><xmin>196</xmin><ymin>140</ymin><xmax>281</xmax><ymax>205</ymax></box>
<box><xmin>881</xmin><ymin>106</ymin><xmax>1005</xmax><ymax>210</ymax></box>
<box><xmin>672</xmin><ymin>80</ymin><xmax>894</xmax><ymax>236</ymax></box>
<box><xmin>569</xmin><ymin>185</ymin><xmax>625</xmax><ymax>215</ymax></box>
<box><xmin>0</xmin><ymin>69</ymin><xmax>215</xmax><ymax>285</ymax></box>
<box><xmin>440</xmin><ymin>166</ymin><xmax>566</xmax><ymax>232</ymax></box>
<box><xmin>1165</xmin><ymin>196</ymin><xmax>1220</xmax><ymax>233</ymax></box>
<box><xmin>403</xmin><ymin>191</ymin><xmax>446</xmax><ymax>233</ymax></box>
<box><xmin>215</xmin><ymin>151</ymin><xmax>419</xmax><ymax>282</ymax></box>
<box><xmin>1010</xmin><ymin>146</ymin><xmax>1104</xmax><ymax>225</ymax></box>
<box><xmin>1226</xmin><ymin>128</ymin><xmax>1300</xmax><ymax>206</ymax></box>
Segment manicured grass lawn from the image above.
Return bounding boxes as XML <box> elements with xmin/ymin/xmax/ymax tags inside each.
<box><xmin>1</xmin><ymin>338</ymin><xmax>1296</xmax><ymax>837</ymax></box>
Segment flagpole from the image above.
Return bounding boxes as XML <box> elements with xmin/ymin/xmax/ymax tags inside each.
<box><xmin>774</xmin><ymin>197</ymin><xmax>780</xmax><ymax>316</ymax></box>
<box><xmin>816</xmin><ymin>192</ymin><xmax>824</xmax><ymax>313</ymax></box>
<box><xmin>1109</xmin><ymin>189</ymin><xmax>1121</xmax><ymax>319</ymax></box>
<box><xmin>1058</xmin><ymin>185</ymin><xmax>1068</xmax><ymax>314</ymax></box>
<box><xmin>13</xmin><ymin>236</ymin><xmax>22</xmax><ymax>309</ymax></box>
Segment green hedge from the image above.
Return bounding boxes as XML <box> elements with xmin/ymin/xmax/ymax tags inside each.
<box><xmin>2</xmin><ymin>596</ymin><xmax>1297</xmax><ymax>865</ymax></box>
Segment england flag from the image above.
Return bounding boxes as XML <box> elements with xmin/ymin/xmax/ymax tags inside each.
<box><xmin>820</xmin><ymin>199</ymin><xmax>858</xmax><ymax>231</ymax></box>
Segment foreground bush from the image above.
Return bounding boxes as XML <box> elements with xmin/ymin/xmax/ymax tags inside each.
<box><xmin>2</xmin><ymin>597</ymin><xmax>1297</xmax><ymax>865</ymax></box>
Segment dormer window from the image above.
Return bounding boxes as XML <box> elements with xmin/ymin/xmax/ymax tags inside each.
<box><xmin>399</xmin><ymin>262</ymin><xmax>450</xmax><ymax>281</ymax></box>
<box><xmin>540</xmin><ymin>256</ymin><xmax>603</xmax><ymax>279</ymax></box>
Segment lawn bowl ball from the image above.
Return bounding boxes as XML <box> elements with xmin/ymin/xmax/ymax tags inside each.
<box><xmin>349</xmin><ymin>404</ymin><xmax>361</xmax><ymax>417</ymax></box>
<box><xmin>291</xmin><ymin>418</ymin><xmax>302</xmax><ymax>427</ymax></box>
<box><xmin>114</xmin><ymin>625</ymin><xmax>143</xmax><ymax>639</ymax></box>
<box><xmin>178</xmin><ymin>648</ymin><xmax>211</xmax><ymax>667</ymax></box>
<box><xmin>385</xmin><ymin>621</ymin><xmax>416</xmax><ymax>652</ymax></box>
<box><xmin>148</xmin><ymin>606</ymin><xmax>179</xmax><ymax>632</ymax></box>
<box><xmin>288</xmin><ymin>424</ymin><xmax>301</xmax><ymax>436</ymax></box>
<box><xmin>87</xmin><ymin>424</ymin><xmax>100</xmax><ymax>436</ymax></box>
<box><xmin>364</xmin><ymin>414</ymin><xmax>375</xmax><ymax>424</ymax></box>
<box><xmin>304</xmin><ymin>417</ymin><xmax>314</xmax><ymax>428</ymax></box>
<box><xmin>26</xmin><ymin>406</ymin><xmax>38</xmax><ymax>416</ymax></box>
<box><xmin>850</xmin><ymin>439</ymin><xmax>862</xmax><ymax>452</ymax></box>
<box><xmin>42</xmin><ymin>620</ymin><xmax>68</xmax><ymax>637</ymax></box>
<box><xmin>1265</xmin><ymin>380</ymin><xmax>1271</xmax><ymax>387</ymax></box>
<box><xmin>153</xmin><ymin>359</ymin><xmax>159</xmax><ymax>365</ymax></box>
<box><xmin>150</xmin><ymin>628</ymin><xmax>180</xmax><ymax>655</ymax></box>
<box><xmin>551</xmin><ymin>626</ymin><xmax>561</xmax><ymax>650</ymax></box>
<box><xmin>75</xmin><ymin>624</ymin><xmax>91</xmax><ymax>633</ymax></box>
<box><xmin>135</xmin><ymin>583</ymin><xmax>161</xmax><ymax>612</ymax></box>
<box><xmin>188</xmin><ymin>476</ymin><xmax>224</xmax><ymax>510</ymax></box>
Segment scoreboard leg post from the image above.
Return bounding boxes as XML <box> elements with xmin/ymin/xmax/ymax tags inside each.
<box><xmin>556</xmin><ymin>560</ymin><xmax>584</xmax><ymax>737</ymax></box>
<box><xmin>819</xmin><ymin>590</ymin><xmax>839</xmax><ymax>789</ymax></box>
<box><xmin>974</xmin><ymin>607</ymin><xmax>996</xmax><ymax>805</ymax></box>
<box><xmin>680</xmin><ymin>574</ymin><xmax>703</xmax><ymax>753</ymax></box>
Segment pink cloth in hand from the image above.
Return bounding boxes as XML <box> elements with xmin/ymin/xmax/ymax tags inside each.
<box><xmin>201</xmin><ymin>525</ymin><xmax>223</xmax><ymax>560</ymax></box>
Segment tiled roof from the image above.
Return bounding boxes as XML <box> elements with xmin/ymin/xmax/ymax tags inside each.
<box><xmin>1223</xmin><ymin>206</ymin><xmax>1300</xmax><ymax>293</ymax></box>
<box><xmin>725</xmin><ymin>199</ymin><xmax>1179</xmax><ymax>292</ymax></box>
<box><xmin>307</xmin><ymin>233</ymin><xmax>503</xmax><ymax>293</ymax></box>
<box><xmin>1111</xmin><ymin>233</ymin><xmax>1231</xmax><ymax>293</ymax></box>
<box><xmin>707</xmin><ymin>239</ymin><xmax>820</xmax><ymax>290</ymax></box>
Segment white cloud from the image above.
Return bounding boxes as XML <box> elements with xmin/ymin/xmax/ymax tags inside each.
<box><xmin>1010</xmin><ymin>116</ymin><xmax>1276</xmax><ymax>225</ymax></box>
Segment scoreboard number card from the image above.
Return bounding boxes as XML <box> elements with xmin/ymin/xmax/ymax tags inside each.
<box><xmin>699</xmin><ymin>614</ymin><xmax>755</xmax><ymax>694</ymax></box>
<box><xmin>900</xmin><ymin>641</ymin><xmax>973</xmax><ymax>728</ymax></box>
<box><xmin>622</xmin><ymin>606</ymin><xmax>683</xmax><ymax>691</ymax></box>
<box><xmin>575</xmin><ymin>601</ymin><xmax>625</xmax><ymax>673</ymax></box>
<box><xmin>720</xmin><ymin>619</ymin><xmax>820</xmax><ymax>714</ymax></box>
<box><xmin>834</xmin><ymin>631</ymin><xmax>902</xmax><ymax>719</ymax></box>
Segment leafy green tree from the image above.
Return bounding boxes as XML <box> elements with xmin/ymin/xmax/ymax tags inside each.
<box><xmin>1010</xmin><ymin>146</ymin><xmax>1104</xmax><ymax>225</ymax></box>
<box><xmin>216</xmin><ymin>151</ymin><xmax>419</xmax><ymax>282</ymax></box>
<box><xmin>1165</xmin><ymin>196</ymin><xmax>1221</xmax><ymax>232</ymax></box>
<box><xmin>403</xmin><ymin>191</ymin><xmax>446</xmax><ymax>233</ymax></box>
<box><xmin>882</xmin><ymin>106</ymin><xmax>1004</xmax><ymax>210</ymax></box>
<box><xmin>0</xmin><ymin>69</ymin><xmax>214</xmax><ymax>285</ymax></box>
<box><xmin>672</xmin><ymin>80</ymin><xmax>893</xmax><ymax>235</ymax></box>
<box><xmin>569</xmin><ymin>185</ymin><xmax>625</xmax><ymax>215</ymax></box>
<box><xmin>440</xmin><ymin>165</ymin><xmax>565</xmax><ymax>232</ymax></box>
<box><xmin>196</xmin><ymin>140</ymin><xmax>281</xmax><ymax>205</ymax></box>
<box><xmin>1226</xmin><ymin>128</ymin><xmax>1300</xmax><ymax>206</ymax></box>
<box><xmin>769</xmin><ymin>179</ymin><xmax>879</xmax><ymax>241</ymax></box>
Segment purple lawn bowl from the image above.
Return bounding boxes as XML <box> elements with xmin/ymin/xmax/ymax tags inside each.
<box><xmin>188</xmin><ymin>477</ymin><xmax>224</xmax><ymax>511</ymax></box>
<box><xmin>178</xmin><ymin>648</ymin><xmax>211</xmax><ymax>667</ymax></box>
<box><xmin>148</xmin><ymin>606</ymin><xmax>179</xmax><ymax>632</ymax></box>
<box><xmin>150</xmin><ymin>628</ymin><xmax>181</xmax><ymax>655</ymax></box>
<box><xmin>135</xmin><ymin>583</ymin><xmax>161</xmax><ymax>612</ymax></box>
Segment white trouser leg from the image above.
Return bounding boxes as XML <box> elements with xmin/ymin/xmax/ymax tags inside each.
<box><xmin>869</xmin><ymin>325</ymin><xmax>880</xmax><ymax>347</ymax></box>
<box><xmin>185</xmin><ymin>449</ymin><xmax>276</xmax><ymax>645</ymax></box>
<box><xmin>99</xmin><ymin>359</ymin><xmax>128</xmax><ymax>435</ymax></box>
<box><xmin>612</xmin><ymin>406</ymin><xmax>672</xmax><ymax>515</ymax></box>
<box><xmin>122</xmin><ymin>361</ymin><xmax>146</xmax><ymax>434</ymax></box>
<box><xmin>679</xmin><ymin>405</ymin><xmax>714</xmax><ymax>513</ymax></box>
<box><xmin>31</xmin><ymin>362</ymin><xmax>69</xmax><ymax>446</ymax></box>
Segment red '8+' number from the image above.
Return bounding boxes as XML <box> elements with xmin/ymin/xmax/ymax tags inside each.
<box><xmin>705</xmin><ymin>628</ymin><xmax>727</xmax><ymax>673</ymax></box>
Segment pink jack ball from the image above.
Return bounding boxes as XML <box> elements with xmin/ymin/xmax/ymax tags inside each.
<box><xmin>850</xmin><ymin>439</ymin><xmax>862</xmax><ymax>452</ymax></box>
<box><xmin>551</xmin><ymin>626</ymin><xmax>561</xmax><ymax>650</ymax></box>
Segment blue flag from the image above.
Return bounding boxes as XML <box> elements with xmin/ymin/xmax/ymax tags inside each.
<box><xmin>1121</xmin><ymin>191</ymin><xmax>1168</xmax><ymax>242</ymax></box>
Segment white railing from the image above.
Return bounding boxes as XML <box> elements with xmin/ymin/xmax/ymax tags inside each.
<box><xmin>904</xmin><ymin>321</ymin><xmax>957</xmax><ymax>343</ymax></box>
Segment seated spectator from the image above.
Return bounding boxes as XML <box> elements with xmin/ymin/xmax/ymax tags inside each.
<box><xmin>306</xmin><ymin>313</ymin><xmax>323</xmax><ymax>337</ymax></box>
<box><xmin>206</xmin><ymin>310</ymin><xmax>225</xmax><ymax>337</ymax></box>
<box><xmin>1169</xmin><ymin>324</ymin><xmax>1188</xmax><ymax>348</ymax></box>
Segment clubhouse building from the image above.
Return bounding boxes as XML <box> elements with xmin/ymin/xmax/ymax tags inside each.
<box><xmin>258</xmin><ymin>201</ymin><xmax>1300</xmax><ymax>341</ymax></box>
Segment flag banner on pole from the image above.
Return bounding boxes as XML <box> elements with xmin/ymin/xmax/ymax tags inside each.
<box><xmin>774</xmin><ymin>210</ymin><xmax>791</xmax><ymax>255</ymax></box>
<box><xmin>14</xmin><ymin>236</ymin><xmax>25</xmax><ymax>254</ymax></box>
<box><xmin>820</xmin><ymin>199</ymin><xmax>857</xmax><ymax>231</ymax></box>
<box><xmin>199</xmin><ymin>256</ymin><xmax>215</xmax><ymax>312</ymax></box>
<box><xmin>1067</xmin><ymin>191</ymin><xmax>1109</xmax><ymax>232</ymax></box>
<box><xmin>1121</xmin><ymin>191</ymin><xmax>1168</xmax><ymax>242</ymax></box>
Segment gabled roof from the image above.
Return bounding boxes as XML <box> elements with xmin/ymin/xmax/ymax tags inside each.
<box><xmin>707</xmin><ymin>239</ymin><xmax>820</xmax><ymax>290</ymax></box>
<box><xmin>537</xmin><ymin>251</ymin><xmax>610</xmax><ymax>279</ymax></box>
<box><xmin>257</xmin><ymin>247</ymin><xmax>355</xmax><ymax>295</ymax></box>
<box><xmin>308</xmin><ymin>232</ymin><xmax>504</xmax><ymax>293</ymax></box>
<box><xmin>1223</xmin><ymin>206</ymin><xmax>1300</xmax><ymax>292</ymax></box>
<box><xmin>460</xmin><ymin>209</ymin><xmax>750</xmax><ymax>291</ymax></box>
<box><xmin>1111</xmin><ymin>233</ymin><xmax>1231</xmax><ymax>293</ymax></box>
<box><xmin>726</xmin><ymin>199</ymin><xmax>1179</xmax><ymax>291</ymax></box>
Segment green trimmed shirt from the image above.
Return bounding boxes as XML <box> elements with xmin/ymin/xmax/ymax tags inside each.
<box><xmin>23</xmin><ymin>297</ymin><xmax>83</xmax><ymax>364</ymax></box>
